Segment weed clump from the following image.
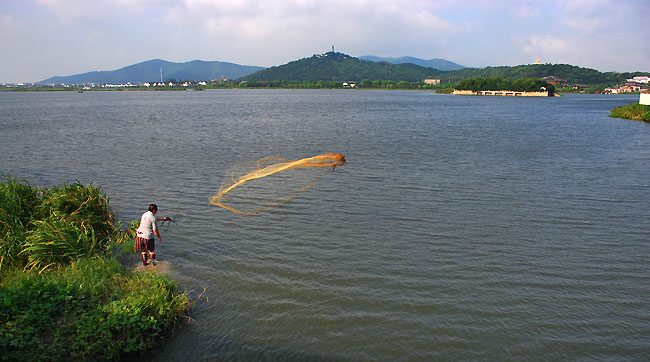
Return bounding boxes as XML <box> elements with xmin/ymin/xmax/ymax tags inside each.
<box><xmin>609</xmin><ymin>102</ymin><xmax>650</xmax><ymax>122</ymax></box>
<box><xmin>0</xmin><ymin>178</ymin><xmax>134</xmax><ymax>272</ymax></box>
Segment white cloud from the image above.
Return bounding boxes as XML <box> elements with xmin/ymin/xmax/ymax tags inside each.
<box><xmin>516</xmin><ymin>31</ymin><xmax>648</xmax><ymax>72</ymax></box>
<box><xmin>161</xmin><ymin>0</ymin><xmax>458</xmax><ymax>64</ymax></box>
<box><xmin>559</xmin><ymin>0</ymin><xmax>641</xmax><ymax>32</ymax></box>
<box><xmin>512</xmin><ymin>4</ymin><xmax>537</xmax><ymax>19</ymax></box>
<box><xmin>0</xmin><ymin>13</ymin><xmax>29</xmax><ymax>34</ymax></box>
<box><xmin>520</xmin><ymin>35</ymin><xmax>568</xmax><ymax>57</ymax></box>
<box><xmin>35</xmin><ymin>0</ymin><xmax>163</xmax><ymax>20</ymax></box>
<box><xmin>1</xmin><ymin>0</ymin><xmax>648</xmax><ymax>82</ymax></box>
<box><xmin>36</xmin><ymin>0</ymin><xmax>104</xmax><ymax>19</ymax></box>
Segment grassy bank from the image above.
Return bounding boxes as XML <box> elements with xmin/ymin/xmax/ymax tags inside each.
<box><xmin>609</xmin><ymin>103</ymin><xmax>650</xmax><ymax>122</ymax></box>
<box><xmin>0</xmin><ymin>177</ymin><xmax>190</xmax><ymax>361</ymax></box>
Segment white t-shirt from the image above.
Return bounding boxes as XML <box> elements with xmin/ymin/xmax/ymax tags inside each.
<box><xmin>136</xmin><ymin>211</ymin><xmax>157</xmax><ymax>239</ymax></box>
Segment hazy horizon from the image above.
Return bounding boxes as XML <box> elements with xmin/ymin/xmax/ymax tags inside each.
<box><xmin>1</xmin><ymin>0</ymin><xmax>648</xmax><ymax>83</ymax></box>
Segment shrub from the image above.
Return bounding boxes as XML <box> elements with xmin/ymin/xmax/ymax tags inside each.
<box><xmin>609</xmin><ymin>103</ymin><xmax>650</xmax><ymax>122</ymax></box>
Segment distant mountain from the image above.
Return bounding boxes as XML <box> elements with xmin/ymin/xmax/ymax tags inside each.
<box><xmin>360</xmin><ymin>56</ymin><xmax>465</xmax><ymax>71</ymax></box>
<box><xmin>241</xmin><ymin>52</ymin><xmax>443</xmax><ymax>82</ymax></box>
<box><xmin>38</xmin><ymin>54</ymin><xmax>648</xmax><ymax>87</ymax></box>
<box><xmin>39</xmin><ymin>59</ymin><xmax>265</xmax><ymax>84</ymax></box>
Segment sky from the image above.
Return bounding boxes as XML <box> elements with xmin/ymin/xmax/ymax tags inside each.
<box><xmin>1</xmin><ymin>0</ymin><xmax>648</xmax><ymax>83</ymax></box>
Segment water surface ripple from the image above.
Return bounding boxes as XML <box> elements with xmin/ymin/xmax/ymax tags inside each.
<box><xmin>0</xmin><ymin>90</ymin><xmax>648</xmax><ymax>361</ymax></box>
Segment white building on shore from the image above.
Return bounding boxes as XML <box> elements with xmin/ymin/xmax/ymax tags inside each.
<box><xmin>628</xmin><ymin>76</ymin><xmax>650</xmax><ymax>84</ymax></box>
<box><xmin>640</xmin><ymin>93</ymin><xmax>650</xmax><ymax>105</ymax></box>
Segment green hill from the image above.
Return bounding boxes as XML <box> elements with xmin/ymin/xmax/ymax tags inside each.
<box><xmin>445</xmin><ymin>64</ymin><xmax>645</xmax><ymax>85</ymax></box>
<box><xmin>241</xmin><ymin>52</ymin><xmax>443</xmax><ymax>82</ymax></box>
<box><xmin>39</xmin><ymin>59</ymin><xmax>264</xmax><ymax>84</ymax></box>
<box><xmin>241</xmin><ymin>52</ymin><xmax>648</xmax><ymax>87</ymax></box>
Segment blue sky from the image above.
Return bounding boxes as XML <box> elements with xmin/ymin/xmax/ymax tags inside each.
<box><xmin>1</xmin><ymin>0</ymin><xmax>648</xmax><ymax>83</ymax></box>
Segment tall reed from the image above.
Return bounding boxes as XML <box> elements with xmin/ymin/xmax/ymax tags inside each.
<box><xmin>39</xmin><ymin>181</ymin><xmax>115</xmax><ymax>240</ymax></box>
<box><xmin>22</xmin><ymin>215</ymin><xmax>97</xmax><ymax>272</ymax></box>
<box><xmin>0</xmin><ymin>178</ymin><xmax>130</xmax><ymax>272</ymax></box>
<box><xmin>0</xmin><ymin>177</ymin><xmax>40</xmax><ymax>270</ymax></box>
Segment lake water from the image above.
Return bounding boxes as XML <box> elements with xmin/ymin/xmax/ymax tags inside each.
<box><xmin>1</xmin><ymin>90</ymin><xmax>648</xmax><ymax>361</ymax></box>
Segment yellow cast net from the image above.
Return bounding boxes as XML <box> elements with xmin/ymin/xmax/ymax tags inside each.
<box><xmin>210</xmin><ymin>153</ymin><xmax>346</xmax><ymax>215</ymax></box>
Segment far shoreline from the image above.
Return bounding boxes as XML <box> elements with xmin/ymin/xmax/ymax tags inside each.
<box><xmin>1</xmin><ymin>86</ymin><xmax>646</xmax><ymax>96</ymax></box>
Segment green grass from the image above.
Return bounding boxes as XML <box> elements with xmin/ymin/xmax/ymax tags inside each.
<box><xmin>0</xmin><ymin>177</ymin><xmax>191</xmax><ymax>361</ymax></box>
<box><xmin>1</xmin><ymin>257</ymin><xmax>190</xmax><ymax>361</ymax></box>
<box><xmin>609</xmin><ymin>102</ymin><xmax>650</xmax><ymax>122</ymax></box>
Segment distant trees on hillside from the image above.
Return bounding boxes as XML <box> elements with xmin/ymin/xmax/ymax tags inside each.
<box><xmin>448</xmin><ymin>64</ymin><xmax>648</xmax><ymax>86</ymax></box>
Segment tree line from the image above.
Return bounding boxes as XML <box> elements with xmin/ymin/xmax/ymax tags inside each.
<box><xmin>208</xmin><ymin>76</ymin><xmax>556</xmax><ymax>93</ymax></box>
<box><xmin>234</xmin><ymin>79</ymin><xmax>446</xmax><ymax>89</ymax></box>
<box><xmin>455</xmin><ymin>77</ymin><xmax>555</xmax><ymax>93</ymax></box>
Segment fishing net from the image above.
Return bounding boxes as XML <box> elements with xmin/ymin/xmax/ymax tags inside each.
<box><xmin>210</xmin><ymin>153</ymin><xmax>345</xmax><ymax>215</ymax></box>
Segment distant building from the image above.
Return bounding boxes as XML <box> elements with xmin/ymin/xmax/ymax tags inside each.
<box><xmin>542</xmin><ymin>75</ymin><xmax>567</xmax><ymax>86</ymax></box>
<box><xmin>628</xmin><ymin>76</ymin><xmax>650</xmax><ymax>84</ymax></box>
<box><xmin>424</xmin><ymin>79</ymin><xmax>441</xmax><ymax>85</ymax></box>
<box><xmin>103</xmin><ymin>83</ymin><xmax>136</xmax><ymax>88</ymax></box>
<box><xmin>620</xmin><ymin>84</ymin><xmax>642</xmax><ymax>92</ymax></box>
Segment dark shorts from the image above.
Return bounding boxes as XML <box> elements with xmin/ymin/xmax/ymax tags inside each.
<box><xmin>135</xmin><ymin>236</ymin><xmax>155</xmax><ymax>252</ymax></box>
